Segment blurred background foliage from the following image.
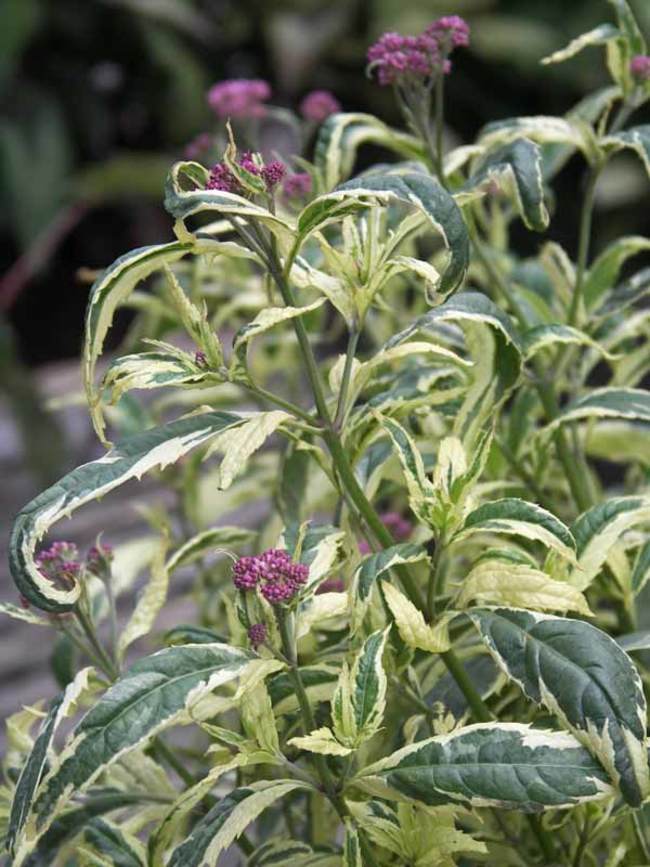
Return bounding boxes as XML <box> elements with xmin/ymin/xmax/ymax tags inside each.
<box><xmin>1</xmin><ymin>0</ymin><xmax>649</xmax><ymax>395</ymax></box>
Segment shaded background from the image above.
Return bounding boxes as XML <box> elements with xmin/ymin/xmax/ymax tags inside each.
<box><xmin>1</xmin><ymin>0</ymin><xmax>650</xmax><ymax>718</ymax></box>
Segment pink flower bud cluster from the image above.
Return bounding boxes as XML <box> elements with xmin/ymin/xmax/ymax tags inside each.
<box><xmin>207</xmin><ymin>79</ymin><xmax>271</xmax><ymax>119</ymax></box>
<box><xmin>206</xmin><ymin>152</ymin><xmax>286</xmax><ymax>195</ymax></box>
<box><xmin>631</xmin><ymin>55</ymin><xmax>650</xmax><ymax>81</ymax></box>
<box><xmin>232</xmin><ymin>548</ymin><xmax>309</xmax><ymax>604</ymax></box>
<box><xmin>36</xmin><ymin>542</ymin><xmax>81</xmax><ymax>587</ymax></box>
<box><xmin>367</xmin><ymin>15</ymin><xmax>469</xmax><ymax>86</ymax></box>
<box><xmin>359</xmin><ymin>511</ymin><xmax>413</xmax><ymax>555</ymax></box>
<box><xmin>248</xmin><ymin>622</ymin><xmax>268</xmax><ymax>647</ymax></box>
<box><xmin>300</xmin><ymin>90</ymin><xmax>341</xmax><ymax>122</ymax></box>
<box><xmin>86</xmin><ymin>541</ymin><xmax>114</xmax><ymax>576</ymax></box>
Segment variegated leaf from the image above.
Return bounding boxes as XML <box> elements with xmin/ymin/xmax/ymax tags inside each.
<box><xmin>8</xmin><ymin>667</ymin><xmax>94</xmax><ymax>857</ymax></box>
<box><xmin>469</xmin><ymin>607</ymin><xmax>649</xmax><ymax>806</ymax></box>
<box><xmin>602</xmin><ymin>126</ymin><xmax>650</xmax><ymax>178</ymax></box>
<box><xmin>570</xmin><ymin>496</ymin><xmax>650</xmax><ymax>589</ymax></box>
<box><xmin>455</xmin><ymin>562</ymin><xmax>591</xmax><ymax>615</ymax></box>
<box><xmin>382</xmin><ymin>582</ymin><xmax>452</xmax><ymax>654</ymax></box>
<box><xmin>82</xmin><ymin>819</ymin><xmax>145</xmax><ymax>867</ymax></box>
<box><xmin>167</xmin><ymin>780</ymin><xmax>312</xmax><ymax>867</ymax></box>
<box><xmin>166</xmin><ymin>526</ymin><xmax>255</xmax><ymax>573</ymax></box>
<box><xmin>288</xmin><ymin>726</ymin><xmax>353</xmax><ymax>757</ymax></box>
<box><xmin>541</xmin><ymin>24</ymin><xmax>620</xmax><ymax>64</ymax></box>
<box><xmin>13</xmin><ymin>643</ymin><xmax>255</xmax><ymax>863</ymax></box>
<box><xmin>315</xmin><ymin>112</ymin><xmax>425</xmax><ymax>189</ymax></box>
<box><xmin>583</xmin><ymin>236</ymin><xmax>650</xmax><ymax>309</ymax></box>
<box><xmin>343</xmin><ymin>819</ymin><xmax>363</xmax><ymax>867</ymax></box>
<box><xmin>10</xmin><ymin>411</ymin><xmax>245</xmax><ymax>612</ymax></box>
<box><xmin>355</xmin><ymin>722</ymin><xmax>613</xmax><ymax>810</ymax></box>
<box><xmin>117</xmin><ymin>536</ymin><xmax>169</xmax><ymax>660</ymax></box>
<box><xmin>522</xmin><ymin>324</ymin><xmax>617</xmax><ymax>361</ymax></box>
<box><xmin>297</xmin><ymin>172</ymin><xmax>469</xmax><ymax>304</ymax></box>
<box><xmin>464</xmin><ymin>139</ymin><xmax>549</xmax><ymax>231</ymax></box>
<box><xmin>351</xmin><ymin>543</ymin><xmax>429</xmax><ymax>630</ymax></box>
<box><xmin>332</xmin><ymin>629</ymin><xmax>389</xmax><ymax>748</ymax></box>
<box><xmin>204</xmin><ymin>410</ymin><xmax>291</xmax><ymax>489</ymax></box>
<box><xmin>454</xmin><ymin>498</ymin><xmax>577</xmax><ymax>562</ymax></box>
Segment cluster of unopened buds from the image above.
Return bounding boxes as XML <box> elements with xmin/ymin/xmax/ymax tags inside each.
<box><xmin>367</xmin><ymin>15</ymin><xmax>470</xmax><ymax>86</ymax></box>
<box><xmin>206</xmin><ymin>151</ymin><xmax>286</xmax><ymax>195</ymax></box>
<box><xmin>35</xmin><ymin>540</ymin><xmax>113</xmax><ymax>590</ymax></box>
<box><xmin>233</xmin><ymin>548</ymin><xmax>309</xmax><ymax>605</ymax></box>
<box><xmin>631</xmin><ymin>55</ymin><xmax>650</xmax><ymax>82</ymax></box>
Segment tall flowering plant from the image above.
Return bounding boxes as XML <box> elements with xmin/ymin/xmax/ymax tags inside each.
<box><xmin>4</xmin><ymin>3</ymin><xmax>650</xmax><ymax>864</ymax></box>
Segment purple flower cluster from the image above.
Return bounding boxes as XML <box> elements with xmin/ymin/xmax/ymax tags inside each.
<box><xmin>207</xmin><ymin>79</ymin><xmax>271</xmax><ymax>119</ymax></box>
<box><xmin>248</xmin><ymin>622</ymin><xmax>268</xmax><ymax>648</ymax></box>
<box><xmin>36</xmin><ymin>541</ymin><xmax>81</xmax><ymax>587</ymax></box>
<box><xmin>232</xmin><ymin>548</ymin><xmax>309</xmax><ymax>604</ymax></box>
<box><xmin>631</xmin><ymin>55</ymin><xmax>650</xmax><ymax>81</ymax></box>
<box><xmin>300</xmin><ymin>90</ymin><xmax>341</xmax><ymax>122</ymax></box>
<box><xmin>282</xmin><ymin>172</ymin><xmax>312</xmax><ymax>201</ymax></box>
<box><xmin>206</xmin><ymin>152</ymin><xmax>286</xmax><ymax>195</ymax></box>
<box><xmin>359</xmin><ymin>511</ymin><xmax>413</xmax><ymax>555</ymax></box>
<box><xmin>367</xmin><ymin>16</ymin><xmax>469</xmax><ymax>86</ymax></box>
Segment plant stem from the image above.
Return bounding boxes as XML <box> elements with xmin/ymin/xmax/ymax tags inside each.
<box><xmin>151</xmin><ymin>736</ymin><xmax>196</xmax><ymax>787</ymax></box>
<box><xmin>568</xmin><ymin>166</ymin><xmax>601</xmax><ymax>326</ymax></box>
<box><xmin>434</xmin><ymin>71</ymin><xmax>446</xmax><ymax>183</ymax></box>
<box><xmin>427</xmin><ymin>533</ymin><xmax>446</xmax><ymax>620</ymax></box>
<box><xmin>74</xmin><ymin>604</ymin><xmax>119</xmax><ymax>681</ymax></box>
<box><xmin>240</xmin><ymin>379</ymin><xmax>317</xmax><ymax>425</ymax></box>
<box><xmin>334</xmin><ymin>327</ymin><xmax>360</xmax><ymax>429</ymax></box>
<box><xmin>439</xmin><ymin>650</ymin><xmax>492</xmax><ymax>723</ymax></box>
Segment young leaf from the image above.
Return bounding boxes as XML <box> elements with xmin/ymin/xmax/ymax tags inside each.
<box><xmin>16</xmin><ymin>643</ymin><xmax>256</xmax><ymax>860</ymax></box>
<box><xmin>332</xmin><ymin>629</ymin><xmax>389</xmax><ymax>748</ymax></box>
<box><xmin>376</xmin><ymin>414</ymin><xmax>434</xmax><ymax>522</ymax></box>
<box><xmin>382</xmin><ymin>583</ymin><xmax>452</xmax><ymax>654</ymax></box>
<box><xmin>351</xmin><ymin>543</ymin><xmax>429</xmax><ymax>630</ymax></box>
<box><xmin>297</xmin><ymin>172</ymin><xmax>469</xmax><ymax>304</ymax></box>
<box><xmin>454</xmin><ymin>498</ymin><xmax>577</xmax><ymax>562</ymax></box>
<box><xmin>167</xmin><ymin>780</ymin><xmax>312</xmax><ymax>867</ymax></box>
<box><xmin>455</xmin><ymin>562</ymin><xmax>591</xmax><ymax>615</ymax></box>
<box><xmin>9</xmin><ymin>411</ymin><xmax>245</xmax><ymax>612</ymax></box>
<box><xmin>355</xmin><ymin>722</ymin><xmax>613</xmax><ymax>810</ymax></box>
<box><xmin>469</xmin><ymin>607</ymin><xmax>649</xmax><ymax>806</ymax></box>
<box><xmin>541</xmin><ymin>23</ymin><xmax>620</xmax><ymax>65</ymax></box>
<box><xmin>289</xmin><ymin>726</ymin><xmax>353</xmax><ymax>757</ymax></box>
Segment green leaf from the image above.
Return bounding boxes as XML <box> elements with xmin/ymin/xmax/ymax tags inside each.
<box><xmin>10</xmin><ymin>411</ymin><xmax>245</xmax><ymax>612</ymax></box>
<box><xmin>545</xmin><ymin>388</ymin><xmax>650</xmax><ymax>433</ymax></box>
<box><xmin>167</xmin><ymin>780</ymin><xmax>311</xmax><ymax>867</ymax></box>
<box><xmin>315</xmin><ymin>112</ymin><xmax>425</xmax><ymax>189</ymax></box>
<box><xmin>632</xmin><ymin>540</ymin><xmax>650</xmax><ymax>594</ymax></box>
<box><xmin>343</xmin><ymin>819</ymin><xmax>363</xmax><ymax>867</ymax></box>
<box><xmin>382</xmin><ymin>583</ymin><xmax>452</xmax><ymax>654</ymax></box>
<box><xmin>464</xmin><ymin>139</ymin><xmax>549</xmax><ymax>231</ymax></box>
<box><xmin>454</xmin><ymin>498</ymin><xmax>577</xmax><ymax>561</ymax></box>
<box><xmin>469</xmin><ymin>607</ymin><xmax>649</xmax><ymax>806</ymax></box>
<box><xmin>602</xmin><ymin>126</ymin><xmax>650</xmax><ymax>179</ymax></box>
<box><xmin>455</xmin><ymin>562</ymin><xmax>591</xmax><ymax>615</ymax></box>
<box><xmin>351</xmin><ymin>543</ymin><xmax>428</xmax><ymax>630</ymax></box>
<box><xmin>166</xmin><ymin>526</ymin><xmax>255</xmax><ymax>573</ymax></box>
<box><xmin>250</xmin><ymin>839</ymin><xmax>340</xmax><ymax>866</ymax></box>
<box><xmin>117</xmin><ymin>536</ymin><xmax>169</xmax><ymax>660</ymax></box>
<box><xmin>332</xmin><ymin>629</ymin><xmax>389</xmax><ymax>748</ymax></box>
<box><xmin>8</xmin><ymin>667</ymin><xmax>94</xmax><ymax>857</ymax></box>
<box><xmin>83</xmin><ymin>819</ymin><xmax>145</xmax><ymax>867</ymax></box>
<box><xmin>298</xmin><ymin>172</ymin><xmax>469</xmax><ymax>304</ymax></box>
<box><xmin>583</xmin><ymin>236</ymin><xmax>650</xmax><ymax>310</ymax></box>
<box><xmin>522</xmin><ymin>324</ymin><xmax>618</xmax><ymax>361</ymax></box>
<box><xmin>541</xmin><ymin>23</ymin><xmax>621</xmax><ymax>64</ymax></box>
<box><xmin>355</xmin><ymin>722</ymin><xmax>613</xmax><ymax>810</ymax></box>
<box><xmin>16</xmin><ymin>643</ymin><xmax>256</xmax><ymax>860</ymax></box>
<box><xmin>570</xmin><ymin>496</ymin><xmax>650</xmax><ymax>590</ymax></box>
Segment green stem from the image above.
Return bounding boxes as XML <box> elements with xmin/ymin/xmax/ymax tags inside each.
<box><xmin>240</xmin><ymin>379</ymin><xmax>317</xmax><ymax>425</ymax></box>
<box><xmin>426</xmin><ymin>534</ymin><xmax>446</xmax><ymax>620</ymax></box>
<box><xmin>333</xmin><ymin>327</ymin><xmax>360</xmax><ymax>429</ymax></box>
<box><xmin>74</xmin><ymin>604</ymin><xmax>119</xmax><ymax>681</ymax></box>
<box><xmin>151</xmin><ymin>736</ymin><xmax>195</xmax><ymax>787</ymax></box>
<box><xmin>568</xmin><ymin>167</ymin><xmax>601</xmax><ymax>327</ymax></box>
<box><xmin>439</xmin><ymin>650</ymin><xmax>492</xmax><ymax>723</ymax></box>
<box><xmin>434</xmin><ymin>71</ymin><xmax>446</xmax><ymax>184</ymax></box>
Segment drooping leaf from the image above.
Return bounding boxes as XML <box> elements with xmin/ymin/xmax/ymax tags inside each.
<box><xmin>602</xmin><ymin>126</ymin><xmax>650</xmax><ymax>179</ymax></box>
<box><xmin>570</xmin><ymin>496</ymin><xmax>650</xmax><ymax>589</ymax></box>
<box><xmin>454</xmin><ymin>498</ymin><xmax>577</xmax><ymax>562</ymax></box>
<box><xmin>464</xmin><ymin>139</ymin><xmax>549</xmax><ymax>231</ymax></box>
<box><xmin>10</xmin><ymin>411</ymin><xmax>245</xmax><ymax>612</ymax></box>
<box><xmin>167</xmin><ymin>780</ymin><xmax>311</xmax><ymax>867</ymax></box>
<box><xmin>469</xmin><ymin>607</ymin><xmax>649</xmax><ymax>806</ymax></box>
<box><xmin>297</xmin><ymin>172</ymin><xmax>469</xmax><ymax>304</ymax></box>
<box><xmin>582</xmin><ymin>236</ymin><xmax>650</xmax><ymax>310</ymax></box>
<box><xmin>315</xmin><ymin>112</ymin><xmax>426</xmax><ymax>189</ymax></box>
<box><xmin>355</xmin><ymin>722</ymin><xmax>613</xmax><ymax>810</ymax></box>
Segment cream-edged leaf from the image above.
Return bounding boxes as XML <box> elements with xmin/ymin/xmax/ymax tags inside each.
<box><xmin>541</xmin><ymin>24</ymin><xmax>620</xmax><ymax>64</ymax></box>
<box><xmin>204</xmin><ymin>410</ymin><xmax>291</xmax><ymax>489</ymax></box>
<box><xmin>117</xmin><ymin>537</ymin><xmax>170</xmax><ymax>660</ymax></box>
<box><xmin>289</xmin><ymin>726</ymin><xmax>353</xmax><ymax>756</ymax></box>
<box><xmin>382</xmin><ymin>582</ymin><xmax>452</xmax><ymax>654</ymax></box>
